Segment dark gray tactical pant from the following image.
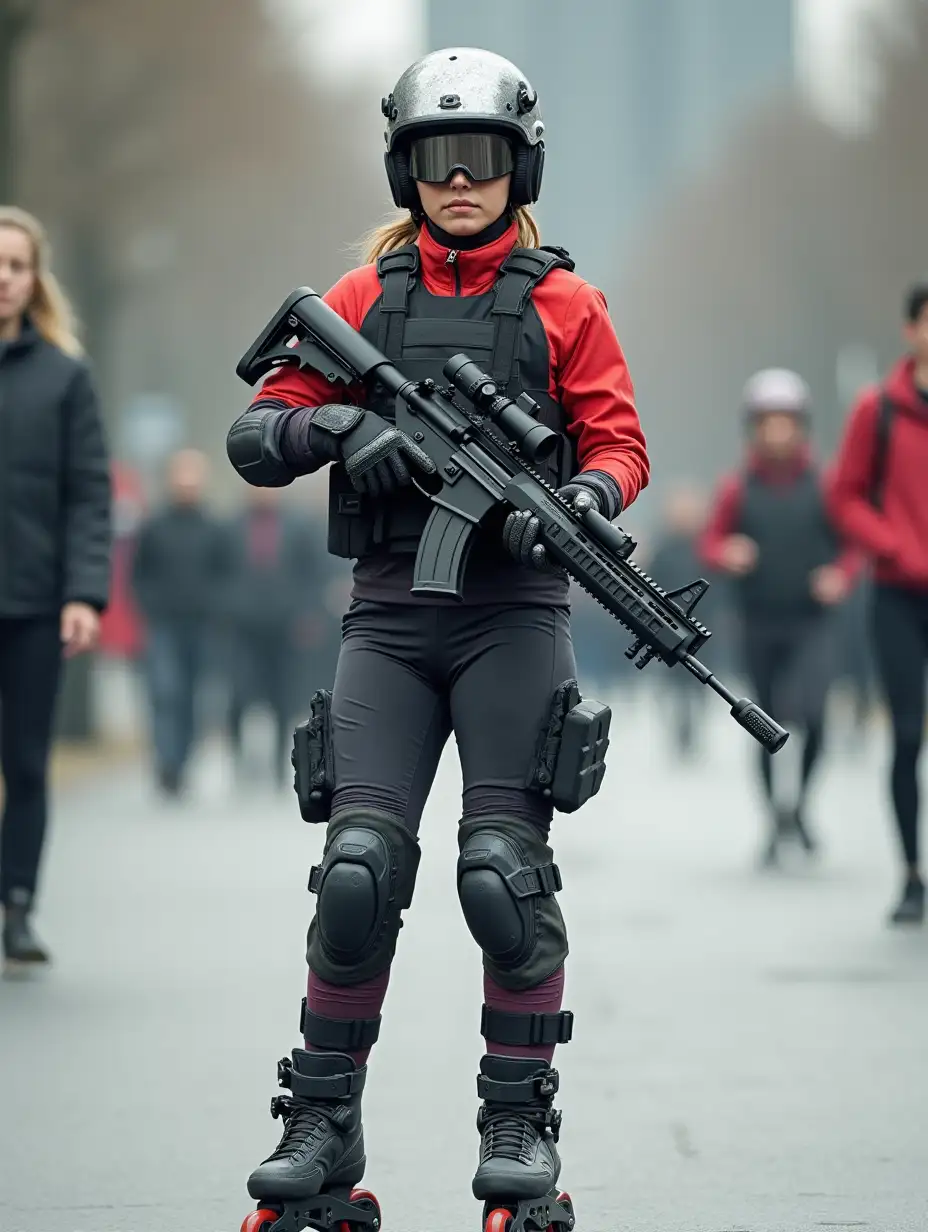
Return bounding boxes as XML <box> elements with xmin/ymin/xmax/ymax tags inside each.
<box><xmin>330</xmin><ymin>599</ymin><xmax>576</xmax><ymax>833</ymax></box>
<box><xmin>307</xmin><ymin>598</ymin><xmax>577</xmax><ymax>988</ymax></box>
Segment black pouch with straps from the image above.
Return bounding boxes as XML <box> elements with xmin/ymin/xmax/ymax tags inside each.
<box><xmin>527</xmin><ymin>679</ymin><xmax>611</xmax><ymax>814</ymax></box>
<box><xmin>292</xmin><ymin>689</ymin><xmax>335</xmax><ymax>824</ymax></box>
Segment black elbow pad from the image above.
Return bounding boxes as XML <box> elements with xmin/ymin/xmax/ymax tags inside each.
<box><xmin>226</xmin><ymin>403</ymin><xmax>294</xmax><ymax>487</ymax></box>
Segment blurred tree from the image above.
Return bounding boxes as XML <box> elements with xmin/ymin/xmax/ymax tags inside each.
<box><xmin>14</xmin><ymin>0</ymin><xmax>386</xmax><ymax>736</ymax></box>
<box><xmin>17</xmin><ymin>0</ymin><xmax>383</xmax><ymax>462</ymax></box>
<box><xmin>0</xmin><ymin>0</ymin><xmax>31</xmax><ymax>199</ymax></box>
<box><xmin>617</xmin><ymin>0</ymin><xmax>928</xmax><ymax>517</ymax></box>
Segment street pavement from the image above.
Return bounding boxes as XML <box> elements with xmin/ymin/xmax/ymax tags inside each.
<box><xmin>1</xmin><ymin>688</ymin><xmax>927</xmax><ymax>1232</ymax></box>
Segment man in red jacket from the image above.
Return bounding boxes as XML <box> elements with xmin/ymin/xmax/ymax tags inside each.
<box><xmin>701</xmin><ymin>370</ymin><xmax>858</xmax><ymax>866</ymax></box>
<box><xmin>827</xmin><ymin>281</ymin><xmax>928</xmax><ymax>925</ymax></box>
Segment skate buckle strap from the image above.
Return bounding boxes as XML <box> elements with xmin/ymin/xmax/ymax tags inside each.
<box><xmin>506</xmin><ymin>861</ymin><xmax>562</xmax><ymax>899</ymax></box>
<box><xmin>287</xmin><ymin>1066</ymin><xmax>366</xmax><ymax>1101</ymax></box>
<box><xmin>307</xmin><ymin>864</ymin><xmax>323</xmax><ymax>894</ymax></box>
<box><xmin>480</xmin><ymin>1004</ymin><xmax>574</xmax><ymax>1047</ymax></box>
<box><xmin>477</xmin><ymin>1067</ymin><xmax>560</xmax><ymax>1104</ymax></box>
<box><xmin>300</xmin><ymin>998</ymin><xmax>382</xmax><ymax>1051</ymax></box>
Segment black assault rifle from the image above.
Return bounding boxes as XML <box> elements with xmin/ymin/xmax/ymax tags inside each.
<box><xmin>237</xmin><ymin>288</ymin><xmax>788</xmax><ymax>754</ymax></box>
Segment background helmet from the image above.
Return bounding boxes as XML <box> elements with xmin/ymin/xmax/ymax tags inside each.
<box><xmin>382</xmin><ymin>47</ymin><xmax>546</xmax><ymax>211</ymax></box>
<box><xmin>742</xmin><ymin>368</ymin><xmax>811</xmax><ymax>418</ymax></box>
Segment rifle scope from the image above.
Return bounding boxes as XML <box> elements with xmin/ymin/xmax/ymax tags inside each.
<box><xmin>443</xmin><ymin>355</ymin><xmax>558</xmax><ymax>465</ymax></box>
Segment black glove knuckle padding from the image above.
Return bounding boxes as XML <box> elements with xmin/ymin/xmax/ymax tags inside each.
<box><xmin>344</xmin><ymin>425</ymin><xmax>436</xmax><ymax>496</ymax></box>
<box><xmin>345</xmin><ymin>428</ymin><xmax>399</xmax><ymax>479</ymax></box>
<box><xmin>403</xmin><ymin>438</ymin><xmax>437</xmax><ymax>476</ymax></box>
<box><xmin>389</xmin><ymin>451</ymin><xmax>411</xmax><ymax>486</ymax></box>
<box><xmin>503</xmin><ymin>511</ymin><xmax>522</xmax><ymax>560</ymax></box>
<box><xmin>502</xmin><ymin>483</ymin><xmax>606</xmax><ymax>571</ymax></box>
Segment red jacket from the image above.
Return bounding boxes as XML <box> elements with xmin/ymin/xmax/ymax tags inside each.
<box><xmin>826</xmin><ymin>357</ymin><xmax>928</xmax><ymax>588</ymax></box>
<box><xmin>253</xmin><ymin>221</ymin><xmax>649</xmax><ymax>511</ymax></box>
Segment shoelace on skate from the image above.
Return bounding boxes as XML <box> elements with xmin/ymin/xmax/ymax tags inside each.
<box><xmin>481</xmin><ymin>1109</ymin><xmax>544</xmax><ymax>1166</ymax></box>
<box><xmin>267</xmin><ymin>1098</ymin><xmax>332</xmax><ymax>1163</ymax></box>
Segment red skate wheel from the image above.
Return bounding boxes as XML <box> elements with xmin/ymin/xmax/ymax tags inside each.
<box><xmin>549</xmin><ymin>1192</ymin><xmax>573</xmax><ymax>1230</ymax></box>
<box><xmin>339</xmin><ymin>1187</ymin><xmax>382</xmax><ymax>1232</ymax></box>
<box><xmin>484</xmin><ymin>1209</ymin><xmax>513</xmax><ymax>1232</ymax></box>
<box><xmin>241</xmin><ymin>1210</ymin><xmax>279</xmax><ymax>1232</ymax></box>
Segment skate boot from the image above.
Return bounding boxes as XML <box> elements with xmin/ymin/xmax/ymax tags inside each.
<box><xmin>2</xmin><ymin>896</ymin><xmax>50</xmax><ymax>976</ymax></box>
<box><xmin>243</xmin><ymin>1047</ymin><xmax>380</xmax><ymax>1232</ymax></box>
<box><xmin>474</xmin><ymin>1054</ymin><xmax>575</xmax><ymax>1232</ymax></box>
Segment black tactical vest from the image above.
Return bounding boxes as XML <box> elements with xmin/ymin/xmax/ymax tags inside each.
<box><xmin>735</xmin><ymin>465</ymin><xmax>837</xmax><ymax>618</ymax></box>
<box><xmin>327</xmin><ymin>244</ymin><xmax>577</xmax><ymax>559</ymax></box>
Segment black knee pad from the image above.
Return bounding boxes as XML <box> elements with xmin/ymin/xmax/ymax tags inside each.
<box><xmin>457</xmin><ymin>815</ymin><xmax>568</xmax><ymax>991</ymax></box>
<box><xmin>306</xmin><ymin>809</ymin><xmax>421</xmax><ymax>983</ymax></box>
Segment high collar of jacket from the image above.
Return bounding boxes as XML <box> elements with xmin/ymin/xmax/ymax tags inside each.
<box><xmin>0</xmin><ymin>316</ymin><xmax>41</xmax><ymax>358</ymax></box>
<box><xmin>746</xmin><ymin>442</ymin><xmax>814</xmax><ymax>484</ymax></box>
<box><xmin>885</xmin><ymin>355</ymin><xmax>928</xmax><ymax>417</ymax></box>
<box><xmin>416</xmin><ymin>218</ymin><xmax>519</xmax><ymax>296</ymax></box>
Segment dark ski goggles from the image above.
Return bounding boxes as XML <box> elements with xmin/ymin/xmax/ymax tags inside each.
<box><xmin>408</xmin><ymin>132</ymin><xmax>514</xmax><ymax>184</ymax></box>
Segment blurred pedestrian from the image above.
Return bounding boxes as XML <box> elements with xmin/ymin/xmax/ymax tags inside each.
<box><xmin>646</xmin><ymin>486</ymin><xmax>710</xmax><ymax>758</ymax></box>
<box><xmin>700</xmin><ymin>369</ymin><xmax>858</xmax><ymax>866</ymax></box>
<box><xmin>0</xmin><ymin>206</ymin><xmax>111</xmax><ymax>973</ymax></box>
<box><xmin>131</xmin><ymin>449</ymin><xmax>227</xmax><ymax>798</ymax></box>
<box><xmin>827</xmin><ymin>281</ymin><xmax>928</xmax><ymax>924</ymax></box>
<box><xmin>223</xmin><ymin>486</ymin><xmax>325</xmax><ymax>786</ymax></box>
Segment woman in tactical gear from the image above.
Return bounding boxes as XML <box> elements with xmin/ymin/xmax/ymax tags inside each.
<box><xmin>228</xmin><ymin>47</ymin><xmax>649</xmax><ymax>1232</ymax></box>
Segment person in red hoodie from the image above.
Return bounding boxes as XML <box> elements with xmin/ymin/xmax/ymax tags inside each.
<box><xmin>226</xmin><ymin>48</ymin><xmax>648</xmax><ymax>1232</ymax></box>
<box><xmin>827</xmin><ymin>281</ymin><xmax>928</xmax><ymax>926</ymax></box>
<box><xmin>701</xmin><ymin>370</ymin><xmax>857</xmax><ymax>867</ymax></box>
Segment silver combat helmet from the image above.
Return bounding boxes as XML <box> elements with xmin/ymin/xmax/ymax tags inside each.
<box><xmin>382</xmin><ymin>47</ymin><xmax>546</xmax><ymax>208</ymax></box>
<box><xmin>383</xmin><ymin>47</ymin><xmax>545</xmax><ymax>151</ymax></box>
<box><xmin>743</xmin><ymin>369</ymin><xmax>812</xmax><ymax>417</ymax></box>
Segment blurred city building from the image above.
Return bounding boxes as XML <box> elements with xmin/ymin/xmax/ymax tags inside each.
<box><xmin>427</xmin><ymin>0</ymin><xmax>795</xmax><ymax>282</ymax></box>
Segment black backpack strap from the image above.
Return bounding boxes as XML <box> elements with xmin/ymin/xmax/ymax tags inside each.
<box><xmin>868</xmin><ymin>390</ymin><xmax>895</xmax><ymax>510</ymax></box>
<box><xmin>375</xmin><ymin>245</ymin><xmax>420</xmax><ymax>359</ymax></box>
<box><xmin>490</xmin><ymin>246</ymin><xmax>576</xmax><ymax>391</ymax></box>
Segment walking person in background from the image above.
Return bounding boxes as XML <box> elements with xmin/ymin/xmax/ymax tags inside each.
<box><xmin>224</xmin><ymin>486</ymin><xmax>324</xmax><ymax>787</ymax></box>
<box><xmin>0</xmin><ymin>206</ymin><xmax>111</xmax><ymax>973</ymax></box>
<box><xmin>131</xmin><ymin>448</ymin><xmax>227</xmax><ymax>798</ymax></box>
<box><xmin>700</xmin><ymin>370</ymin><xmax>858</xmax><ymax>866</ymax></box>
<box><xmin>827</xmin><ymin>281</ymin><xmax>928</xmax><ymax>925</ymax></box>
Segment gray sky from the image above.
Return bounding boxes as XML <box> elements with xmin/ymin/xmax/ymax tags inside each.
<box><xmin>263</xmin><ymin>0</ymin><xmax>423</xmax><ymax>89</ymax></box>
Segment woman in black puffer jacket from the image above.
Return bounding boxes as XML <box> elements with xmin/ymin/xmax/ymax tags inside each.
<box><xmin>0</xmin><ymin>206</ymin><xmax>111</xmax><ymax>974</ymax></box>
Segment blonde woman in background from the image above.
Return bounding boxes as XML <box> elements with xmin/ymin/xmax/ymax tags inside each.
<box><xmin>0</xmin><ymin>206</ymin><xmax>111</xmax><ymax>974</ymax></box>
